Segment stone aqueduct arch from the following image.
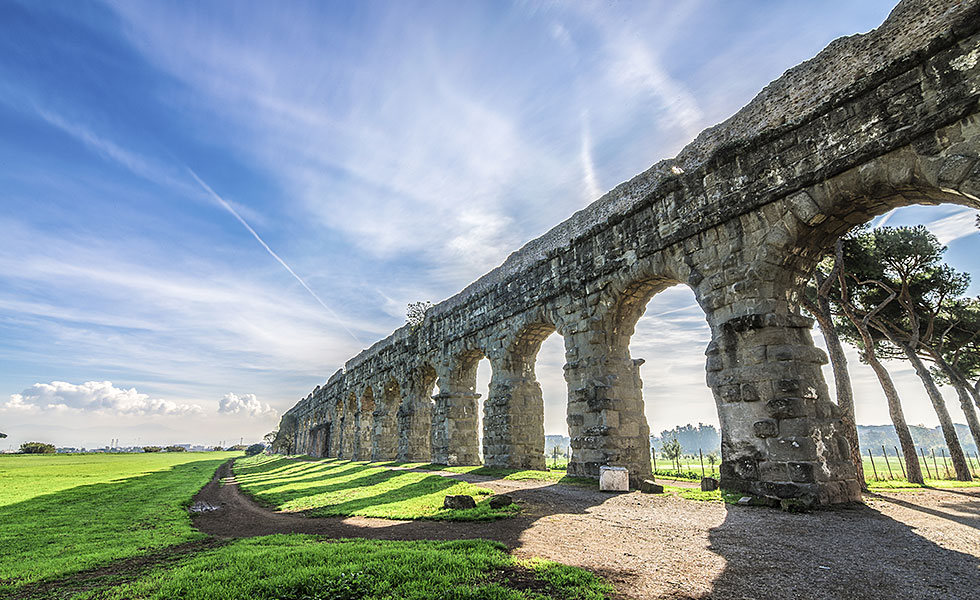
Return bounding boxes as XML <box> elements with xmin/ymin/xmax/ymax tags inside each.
<box><xmin>280</xmin><ymin>0</ymin><xmax>980</xmax><ymax>505</ymax></box>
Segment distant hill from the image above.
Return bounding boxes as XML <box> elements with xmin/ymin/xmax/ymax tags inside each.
<box><xmin>858</xmin><ymin>424</ymin><xmax>977</xmax><ymax>456</ymax></box>
<box><xmin>651</xmin><ymin>424</ymin><xmax>721</xmax><ymax>454</ymax></box>
<box><xmin>547</xmin><ymin>423</ymin><xmax>978</xmax><ymax>459</ymax></box>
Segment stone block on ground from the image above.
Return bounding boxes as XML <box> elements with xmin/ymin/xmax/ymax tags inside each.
<box><xmin>639</xmin><ymin>479</ymin><xmax>664</xmax><ymax>494</ymax></box>
<box><xmin>488</xmin><ymin>494</ymin><xmax>513</xmax><ymax>508</ymax></box>
<box><xmin>700</xmin><ymin>477</ymin><xmax>719</xmax><ymax>491</ymax></box>
<box><xmin>443</xmin><ymin>494</ymin><xmax>476</xmax><ymax>510</ymax></box>
<box><xmin>599</xmin><ymin>466</ymin><xmax>629</xmax><ymax>492</ymax></box>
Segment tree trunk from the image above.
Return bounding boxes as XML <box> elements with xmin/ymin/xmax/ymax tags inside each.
<box><xmin>807</xmin><ymin>295</ymin><xmax>867</xmax><ymax>489</ymax></box>
<box><xmin>935</xmin><ymin>355</ymin><xmax>980</xmax><ymax>459</ymax></box>
<box><xmin>899</xmin><ymin>343</ymin><xmax>972</xmax><ymax>481</ymax></box>
<box><xmin>840</xmin><ymin>308</ymin><xmax>924</xmax><ymax>484</ymax></box>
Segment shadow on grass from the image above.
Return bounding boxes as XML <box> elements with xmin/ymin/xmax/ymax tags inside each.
<box><xmin>400</xmin><ymin>462</ymin><xmax>597</xmax><ymax>487</ymax></box>
<box><xmin>234</xmin><ymin>457</ymin><xmax>514</xmax><ymax>520</ymax></box>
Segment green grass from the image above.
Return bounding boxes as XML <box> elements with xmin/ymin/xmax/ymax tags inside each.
<box><xmin>661</xmin><ymin>484</ymin><xmax>722</xmax><ymax>502</ymax></box>
<box><xmin>234</xmin><ymin>456</ymin><xmax>521</xmax><ymax>520</ymax></box>
<box><xmin>2</xmin><ymin>453</ymin><xmax>611</xmax><ymax>599</ymax></box>
<box><xmin>861</xmin><ymin>456</ymin><xmax>980</xmax><ymax>483</ymax></box>
<box><xmin>0</xmin><ymin>452</ymin><xmax>240</xmax><ymax>594</ymax></box>
<box><xmin>867</xmin><ymin>478</ymin><xmax>980</xmax><ymax>490</ymax></box>
<box><xmin>68</xmin><ymin>535</ymin><xmax>612</xmax><ymax>600</ymax></box>
<box><xmin>393</xmin><ymin>462</ymin><xmax>596</xmax><ymax>487</ymax></box>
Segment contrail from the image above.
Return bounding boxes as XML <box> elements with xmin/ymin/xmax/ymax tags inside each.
<box><xmin>186</xmin><ymin>167</ymin><xmax>362</xmax><ymax>345</ymax></box>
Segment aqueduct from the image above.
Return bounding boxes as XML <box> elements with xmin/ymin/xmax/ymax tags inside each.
<box><xmin>277</xmin><ymin>0</ymin><xmax>980</xmax><ymax>505</ymax></box>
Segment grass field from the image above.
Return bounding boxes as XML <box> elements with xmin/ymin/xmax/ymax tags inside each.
<box><xmin>0</xmin><ymin>453</ymin><xmax>611</xmax><ymax>599</ymax></box>
<box><xmin>860</xmin><ymin>454</ymin><xmax>980</xmax><ymax>482</ymax></box>
<box><xmin>0</xmin><ymin>451</ymin><xmax>238</xmax><ymax>594</ymax></box>
<box><xmin>235</xmin><ymin>455</ymin><xmax>521</xmax><ymax>520</ymax></box>
<box><xmin>68</xmin><ymin>536</ymin><xmax>611</xmax><ymax>600</ymax></box>
<box><xmin>652</xmin><ymin>457</ymin><xmax>980</xmax><ymax>488</ymax></box>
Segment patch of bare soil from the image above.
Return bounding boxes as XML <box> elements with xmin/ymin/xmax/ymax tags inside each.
<box><xmin>193</xmin><ymin>461</ymin><xmax>980</xmax><ymax>600</ymax></box>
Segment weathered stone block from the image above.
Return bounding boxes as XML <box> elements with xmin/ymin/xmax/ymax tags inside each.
<box><xmin>753</xmin><ymin>420</ymin><xmax>778</xmax><ymax>438</ymax></box>
<box><xmin>738</xmin><ymin>383</ymin><xmax>760</xmax><ymax>402</ymax></box>
<box><xmin>776</xmin><ymin>378</ymin><xmax>800</xmax><ymax>393</ymax></box>
<box><xmin>766</xmin><ymin>397</ymin><xmax>805</xmax><ymax>419</ymax></box>
<box><xmin>639</xmin><ymin>479</ymin><xmax>664</xmax><ymax>493</ymax></box>
<box><xmin>488</xmin><ymin>495</ymin><xmax>513</xmax><ymax>508</ymax></box>
<box><xmin>443</xmin><ymin>495</ymin><xmax>476</xmax><ymax>510</ymax></box>
<box><xmin>788</xmin><ymin>461</ymin><xmax>817</xmax><ymax>483</ymax></box>
<box><xmin>767</xmin><ymin>437</ymin><xmax>817</xmax><ymax>461</ymax></box>
<box><xmin>700</xmin><ymin>477</ymin><xmax>719</xmax><ymax>491</ymax></box>
<box><xmin>599</xmin><ymin>466</ymin><xmax>629</xmax><ymax>492</ymax></box>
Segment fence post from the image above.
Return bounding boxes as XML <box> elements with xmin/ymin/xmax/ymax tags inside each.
<box><xmin>894</xmin><ymin>446</ymin><xmax>906</xmax><ymax>480</ymax></box>
<box><xmin>867</xmin><ymin>448</ymin><xmax>879</xmax><ymax>481</ymax></box>
<box><xmin>882</xmin><ymin>445</ymin><xmax>894</xmax><ymax>479</ymax></box>
<box><xmin>651</xmin><ymin>447</ymin><xmax>657</xmax><ymax>481</ymax></box>
<box><xmin>699</xmin><ymin>448</ymin><xmax>705</xmax><ymax>478</ymax></box>
<box><xmin>920</xmin><ymin>447</ymin><xmax>933</xmax><ymax>480</ymax></box>
<box><xmin>931</xmin><ymin>448</ymin><xmax>943</xmax><ymax>480</ymax></box>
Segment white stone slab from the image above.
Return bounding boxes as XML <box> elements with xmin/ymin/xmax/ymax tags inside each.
<box><xmin>599</xmin><ymin>466</ymin><xmax>629</xmax><ymax>492</ymax></box>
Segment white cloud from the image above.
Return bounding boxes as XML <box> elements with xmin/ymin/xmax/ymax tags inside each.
<box><xmin>218</xmin><ymin>393</ymin><xmax>277</xmax><ymax>418</ymax></box>
<box><xmin>4</xmin><ymin>381</ymin><xmax>202</xmax><ymax>416</ymax></box>
<box><xmin>925</xmin><ymin>208</ymin><xmax>979</xmax><ymax>245</ymax></box>
<box><xmin>579</xmin><ymin>113</ymin><xmax>602</xmax><ymax>201</ymax></box>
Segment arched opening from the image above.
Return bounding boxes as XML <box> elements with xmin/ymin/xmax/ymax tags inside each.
<box><xmin>704</xmin><ymin>149</ymin><xmax>980</xmax><ymax>499</ymax></box>
<box><xmin>475</xmin><ymin>356</ymin><xmax>490</xmax><ymax>462</ymax></box>
<box><xmin>785</xmin><ymin>196</ymin><xmax>980</xmax><ymax>485</ymax></box>
<box><xmin>603</xmin><ymin>276</ymin><xmax>716</xmax><ymax>480</ymax></box>
<box><xmin>538</xmin><ymin>332</ymin><xmax>567</xmax><ymax>468</ymax></box>
<box><xmin>628</xmin><ymin>284</ymin><xmax>716</xmax><ymax>477</ymax></box>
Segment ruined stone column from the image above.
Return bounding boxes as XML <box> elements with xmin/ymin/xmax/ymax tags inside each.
<box><xmin>341</xmin><ymin>415</ymin><xmax>356</xmax><ymax>459</ymax></box>
<box><xmin>398</xmin><ymin>367</ymin><xmax>435</xmax><ymax>461</ymax></box>
<box><xmin>431</xmin><ymin>389</ymin><xmax>481</xmax><ymax>465</ymax></box>
<box><xmin>430</xmin><ymin>358</ymin><xmax>482</xmax><ymax>466</ymax></box>
<box><xmin>431</xmin><ymin>378</ymin><xmax>481</xmax><ymax>468</ymax></box>
<box><xmin>371</xmin><ymin>382</ymin><xmax>399</xmax><ymax>461</ymax></box>
<box><xmin>483</xmin><ymin>354</ymin><xmax>546</xmax><ymax>470</ymax></box>
<box><xmin>563</xmin><ymin>316</ymin><xmax>652</xmax><ymax>485</ymax></box>
<box><xmin>707</xmin><ymin>311</ymin><xmax>860</xmax><ymax>505</ymax></box>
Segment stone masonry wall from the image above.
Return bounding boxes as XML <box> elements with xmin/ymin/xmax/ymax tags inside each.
<box><xmin>280</xmin><ymin>0</ymin><xmax>980</xmax><ymax>505</ymax></box>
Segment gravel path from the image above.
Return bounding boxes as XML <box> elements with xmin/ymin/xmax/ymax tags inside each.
<box><xmin>192</xmin><ymin>461</ymin><xmax>980</xmax><ymax>600</ymax></box>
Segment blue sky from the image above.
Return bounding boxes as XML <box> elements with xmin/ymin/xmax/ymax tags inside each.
<box><xmin>2</xmin><ymin>0</ymin><xmax>978</xmax><ymax>450</ymax></box>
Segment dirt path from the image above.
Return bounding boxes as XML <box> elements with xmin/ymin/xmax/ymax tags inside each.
<box><xmin>192</xmin><ymin>461</ymin><xmax>980</xmax><ymax>600</ymax></box>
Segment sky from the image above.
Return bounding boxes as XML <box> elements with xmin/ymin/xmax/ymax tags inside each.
<box><xmin>2</xmin><ymin>0</ymin><xmax>979</xmax><ymax>451</ymax></box>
